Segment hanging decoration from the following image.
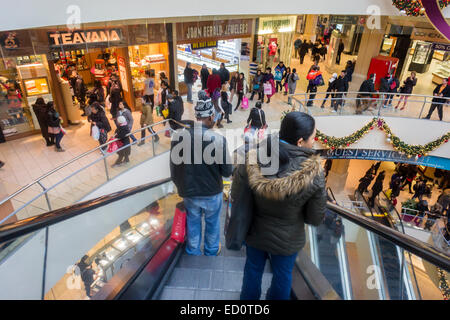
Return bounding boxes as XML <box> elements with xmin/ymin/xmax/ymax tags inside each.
<box><xmin>392</xmin><ymin>0</ymin><xmax>449</xmax><ymax>17</ymax></box>
<box><xmin>437</xmin><ymin>267</ymin><xmax>450</xmax><ymax>300</ymax></box>
<box><xmin>314</xmin><ymin>117</ymin><xmax>450</xmax><ymax>157</ymax></box>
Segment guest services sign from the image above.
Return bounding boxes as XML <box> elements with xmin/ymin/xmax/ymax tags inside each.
<box><xmin>48</xmin><ymin>29</ymin><xmax>123</xmax><ymax>47</ymax></box>
<box><xmin>176</xmin><ymin>19</ymin><xmax>253</xmax><ymax>44</ymax></box>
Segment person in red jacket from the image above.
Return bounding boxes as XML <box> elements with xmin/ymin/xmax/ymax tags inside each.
<box><xmin>206</xmin><ymin>69</ymin><xmax>222</xmax><ymax>97</ymax></box>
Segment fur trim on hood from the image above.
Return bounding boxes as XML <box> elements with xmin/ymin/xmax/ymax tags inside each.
<box><xmin>246</xmin><ymin>150</ymin><xmax>323</xmax><ymax>201</ymax></box>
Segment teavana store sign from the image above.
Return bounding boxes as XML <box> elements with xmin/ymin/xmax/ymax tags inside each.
<box><xmin>48</xmin><ymin>29</ymin><xmax>122</xmax><ymax>47</ymax></box>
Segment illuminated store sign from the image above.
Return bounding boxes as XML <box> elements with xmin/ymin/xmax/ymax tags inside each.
<box><xmin>48</xmin><ymin>29</ymin><xmax>122</xmax><ymax>47</ymax></box>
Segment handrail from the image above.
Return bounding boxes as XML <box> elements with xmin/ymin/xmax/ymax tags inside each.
<box><xmin>0</xmin><ymin>119</ymin><xmax>173</xmax><ymax>207</ymax></box>
<box><xmin>327</xmin><ymin>202</ymin><xmax>450</xmax><ymax>272</ymax></box>
<box><xmin>381</xmin><ymin>191</ymin><xmax>406</xmax><ymax>234</ymax></box>
<box><xmin>290</xmin><ymin>91</ymin><xmax>450</xmax><ymax>101</ymax></box>
<box><xmin>0</xmin><ymin>178</ymin><xmax>172</xmax><ymax>243</ymax></box>
<box><xmin>327</xmin><ymin>187</ymin><xmax>337</xmax><ymax>202</ymax></box>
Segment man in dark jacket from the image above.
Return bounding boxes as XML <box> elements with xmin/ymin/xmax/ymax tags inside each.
<box><xmin>167</xmin><ymin>91</ymin><xmax>184</xmax><ymax>130</ymax></box>
<box><xmin>336</xmin><ymin>41</ymin><xmax>344</xmax><ymax>64</ymax></box>
<box><xmin>218</xmin><ymin>63</ymin><xmax>230</xmax><ymax>85</ymax></box>
<box><xmin>32</xmin><ymin>97</ymin><xmax>52</xmax><ymax>146</ymax></box>
<box><xmin>183</xmin><ymin>62</ymin><xmax>194</xmax><ymax>104</ymax></box>
<box><xmin>170</xmin><ymin>90</ymin><xmax>232</xmax><ymax>256</ymax></box>
<box><xmin>293</xmin><ymin>38</ymin><xmax>302</xmax><ymax>59</ymax></box>
<box><xmin>356</xmin><ymin>74</ymin><xmax>375</xmax><ymax>114</ymax></box>
<box><xmin>424</xmin><ymin>77</ymin><xmax>449</xmax><ymax>121</ymax></box>
<box><xmin>333</xmin><ymin>70</ymin><xmax>349</xmax><ymax>112</ymax></box>
<box><xmin>299</xmin><ymin>40</ymin><xmax>309</xmax><ymax>65</ymax></box>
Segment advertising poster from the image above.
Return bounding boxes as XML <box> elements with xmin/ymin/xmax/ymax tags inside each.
<box><xmin>117</xmin><ymin>56</ymin><xmax>129</xmax><ymax>92</ymax></box>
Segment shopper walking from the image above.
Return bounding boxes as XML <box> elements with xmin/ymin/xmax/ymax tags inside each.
<box><xmin>167</xmin><ymin>90</ymin><xmax>185</xmax><ymax>131</ymax></box>
<box><xmin>200</xmin><ymin>64</ymin><xmax>210</xmax><ymax>90</ymax></box>
<box><xmin>229</xmin><ymin>72</ymin><xmax>239</xmax><ymax>104</ymax></box>
<box><xmin>112</xmin><ymin>116</ymin><xmax>131</xmax><ymax>167</ymax></box>
<box><xmin>221</xmin><ymin>85</ymin><xmax>232</xmax><ymax>124</ymax></box>
<box><xmin>306</xmin><ymin>66</ymin><xmax>324</xmax><ymax>107</ymax></box>
<box><xmin>332</xmin><ymin>70</ymin><xmax>349</xmax><ymax>112</ymax></box>
<box><xmin>401</xmin><ymin>165</ymin><xmax>417</xmax><ymax>193</ymax></box>
<box><xmin>32</xmin><ymin>97</ymin><xmax>51</xmax><ymax>146</ymax></box>
<box><xmin>293</xmin><ymin>38</ymin><xmax>302</xmax><ymax>59</ymax></box>
<box><xmin>336</xmin><ymin>41</ymin><xmax>344</xmax><ymax>65</ymax></box>
<box><xmin>287</xmin><ymin>68</ymin><xmax>299</xmax><ymax>105</ymax></box>
<box><xmin>274</xmin><ymin>62</ymin><xmax>287</xmax><ymax>93</ymax></box>
<box><xmin>117</xmin><ymin>101</ymin><xmax>137</xmax><ymax>144</ymax></box>
<box><xmin>138</xmin><ymin>95</ymin><xmax>159</xmax><ymax>146</ymax></box>
<box><xmin>282</xmin><ymin>67</ymin><xmax>291</xmax><ymax>96</ymax></box>
<box><xmin>206</xmin><ymin>69</ymin><xmax>222</xmax><ymax>98</ymax></box>
<box><xmin>395</xmin><ymin>72</ymin><xmax>417</xmax><ymax>110</ymax></box>
<box><xmin>320</xmin><ymin>73</ymin><xmax>337</xmax><ymax>109</ymax></box>
<box><xmin>47</xmin><ymin>102</ymin><xmax>65</xmax><ymax>152</ymax></box>
<box><xmin>109</xmin><ymin>77</ymin><xmax>123</xmax><ymax>119</ymax></box>
<box><xmin>356</xmin><ymin>74</ymin><xmax>375</xmax><ymax>114</ymax></box>
<box><xmin>245</xmin><ymin>101</ymin><xmax>266</xmax><ymax>139</ymax></box>
<box><xmin>219</xmin><ymin>63</ymin><xmax>230</xmax><ymax>85</ymax></box>
<box><xmin>250</xmin><ymin>70</ymin><xmax>264</xmax><ymax>102</ymax></box>
<box><xmin>424</xmin><ymin>77</ymin><xmax>449</xmax><ymax>121</ymax></box>
<box><xmin>357</xmin><ymin>172</ymin><xmax>374</xmax><ymax>195</ymax></box>
<box><xmin>368</xmin><ymin>171</ymin><xmax>385</xmax><ymax>208</ymax></box>
<box><xmin>263</xmin><ymin>67</ymin><xmax>275</xmax><ymax>104</ymax></box>
<box><xmin>143</xmin><ymin>69</ymin><xmax>156</xmax><ymax>108</ymax></box>
<box><xmin>170</xmin><ymin>90</ymin><xmax>233</xmax><ymax>256</ymax></box>
<box><xmin>184</xmin><ymin>62</ymin><xmax>194</xmax><ymax>104</ymax></box>
<box><xmin>299</xmin><ymin>40</ymin><xmax>309</xmax><ymax>65</ymax></box>
<box><xmin>234</xmin><ymin>73</ymin><xmax>247</xmax><ymax>111</ymax></box>
<box><xmin>92</xmin><ymin>80</ymin><xmax>105</xmax><ymax>104</ymax></box>
<box><xmin>89</xmin><ymin>102</ymin><xmax>111</xmax><ymax>150</ymax></box>
<box><xmin>235</xmin><ymin>111</ymin><xmax>326</xmax><ymax>300</ymax></box>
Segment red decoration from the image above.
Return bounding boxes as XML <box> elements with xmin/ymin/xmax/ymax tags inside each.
<box><xmin>370</xmin><ymin>127</ymin><xmax>374</xmax><ymax>130</ymax></box>
<box><xmin>324</xmin><ymin>139</ymin><xmax>328</xmax><ymax>143</ymax></box>
<box><xmin>314</xmin><ymin>137</ymin><xmax>318</xmax><ymax>141</ymax></box>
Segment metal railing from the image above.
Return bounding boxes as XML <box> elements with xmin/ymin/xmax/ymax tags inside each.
<box><xmin>0</xmin><ymin>119</ymin><xmax>180</xmax><ymax>225</ymax></box>
<box><xmin>290</xmin><ymin>91</ymin><xmax>450</xmax><ymax>122</ymax></box>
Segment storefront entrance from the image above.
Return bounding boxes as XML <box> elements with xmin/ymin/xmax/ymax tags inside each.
<box><xmin>175</xmin><ymin>19</ymin><xmax>253</xmax><ymax>96</ymax></box>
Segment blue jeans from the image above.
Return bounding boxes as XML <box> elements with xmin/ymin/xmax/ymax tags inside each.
<box><xmin>240</xmin><ymin>245</ymin><xmax>298</xmax><ymax>300</ymax></box>
<box><xmin>183</xmin><ymin>193</ymin><xmax>223</xmax><ymax>256</ymax></box>
<box><xmin>186</xmin><ymin>83</ymin><xmax>193</xmax><ymax>102</ymax></box>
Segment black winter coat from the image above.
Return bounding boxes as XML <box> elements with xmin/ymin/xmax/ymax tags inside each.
<box><xmin>334</xmin><ymin>76</ymin><xmax>349</xmax><ymax>93</ymax></box>
<box><xmin>247</xmin><ymin>107</ymin><xmax>266</xmax><ymax>129</ymax></box>
<box><xmin>219</xmin><ymin>68</ymin><xmax>230</xmax><ymax>84</ymax></box>
<box><xmin>170</xmin><ymin>124</ymin><xmax>232</xmax><ymax>198</ymax></box>
<box><xmin>89</xmin><ymin>111</ymin><xmax>111</xmax><ymax>132</ymax></box>
<box><xmin>359</xmin><ymin>80</ymin><xmax>374</xmax><ymax>96</ymax></box>
<box><xmin>232</xmin><ymin>144</ymin><xmax>326</xmax><ymax>256</ymax></box>
<box><xmin>115</xmin><ymin>125</ymin><xmax>131</xmax><ymax>156</ymax></box>
<box><xmin>168</xmin><ymin>97</ymin><xmax>184</xmax><ymax>130</ymax></box>
<box><xmin>32</xmin><ymin>102</ymin><xmax>49</xmax><ymax>130</ymax></box>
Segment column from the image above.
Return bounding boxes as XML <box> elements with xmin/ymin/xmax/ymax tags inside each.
<box><xmin>348</xmin><ymin>16</ymin><xmax>388</xmax><ymax>92</ymax></box>
<box><xmin>327</xmin><ymin>159</ymin><xmax>351</xmax><ymax>193</ymax></box>
<box><xmin>303</xmin><ymin>15</ymin><xmax>318</xmax><ymax>42</ymax></box>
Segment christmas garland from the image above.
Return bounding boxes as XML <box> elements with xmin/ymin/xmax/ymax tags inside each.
<box><xmin>437</xmin><ymin>267</ymin><xmax>450</xmax><ymax>300</ymax></box>
<box><xmin>313</xmin><ymin>117</ymin><xmax>450</xmax><ymax>158</ymax></box>
<box><xmin>392</xmin><ymin>0</ymin><xmax>449</xmax><ymax>16</ymax></box>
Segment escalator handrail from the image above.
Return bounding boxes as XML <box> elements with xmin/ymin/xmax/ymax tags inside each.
<box><xmin>0</xmin><ymin>178</ymin><xmax>173</xmax><ymax>243</ymax></box>
<box><xmin>327</xmin><ymin>187</ymin><xmax>337</xmax><ymax>202</ymax></box>
<box><xmin>327</xmin><ymin>202</ymin><xmax>450</xmax><ymax>272</ymax></box>
<box><xmin>380</xmin><ymin>191</ymin><xmax>406</xmax><ymax>234</ymax></box>
<box><xmin>355</xmin><ymin>189</ymin><xmax>374</xmax><ymax>217</ymax></box>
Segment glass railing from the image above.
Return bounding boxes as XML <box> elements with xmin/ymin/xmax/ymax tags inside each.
<box><xmin>311</xmin><ymin>203</ymin><xmax>450</xmax><ymax>300</ymax></box>
<box><xmin>0</xmin><ymin>120</ymin><xmax>175</xmax><ymax>226</ymax></box>
<box><xmin>0</xmin><ymin>179</ymin><xmax>178</xmax><ymax>300</ymax></box>
<box><xmin>291</xmin><ymin>92</ymin><xmax>450</xmax><ymax>122</ymax></box>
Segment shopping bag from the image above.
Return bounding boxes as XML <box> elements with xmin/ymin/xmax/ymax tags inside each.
<box><xmin>263</xmin><ymin>83</ymin><xmax>272</xmax><ymax>95</ymax></box>
<box><xmin>60</xmin><ymin>126</ymin><xmax>67</xmax><ymax>135</ymax></box>
<box><xmin>171</xmin><ymin>202</ymin><xmax>187</xmax><ymax>243</ymax></box>
<box><xmin>107</xmin><ymin>137</ymin><xmax>123</xmax><ymax>153</ymax></box>
<box><xmin>91</xmin><ymin>125</ymin><xmax>100</xmax><ymax>141</ymax></box>
<box><xmin>162</xmin><ymin>108</ymin><xmax>169</xmax><ymax>119</ymax></box>
<box><xmin>156</xmin><ymin>105</ymin><xmax>163</xmax><ymax>117</ymax></box>
<box><xmin>165</xmin><ymin>129</ymin><xmax>171</xmax><ymax>138</ymax></box>
<box><xmin>257</xmin><ymin>127</ymin><xmax>267</xmax><ymax>140</ymax></box>
<box><xmin>385</xmin><ymin>189</ymin><xmax>392</xmax><ymax>199</ymax></box>
<box><xmin>242</xmin><ymin>96</ymin><xmax>249</xmax><ymax>109</ymax></box>
<box><xmin>244</xmin><ymin>125</ymin><xmax>251</xmax><ymax>135</ymax></box>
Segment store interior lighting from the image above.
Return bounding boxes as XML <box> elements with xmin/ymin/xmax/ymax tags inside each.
<box><xmin>150</xmin><ymin>218</ymin><xmax>160</xmax><ymax>229</ymax></box>
<box><xmin>278</xmin><ymin>27</ymin><xmax>293</xmax><ymax>33</ymax></box>
<box><xmin>258</xmin><ymin>29</ymin><xmax>273</xmax><ymax>35</ymax></box>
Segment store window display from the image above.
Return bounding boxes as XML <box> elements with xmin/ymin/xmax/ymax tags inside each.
<box><xmin>0</xmin><ymin>55</ymin><xmax>54</xmax><ymax>138</ymax></box>
<box><xmin>128</xmin><ymin>43</ymin><xmax>169</xmax><ymax>108</ymax></box>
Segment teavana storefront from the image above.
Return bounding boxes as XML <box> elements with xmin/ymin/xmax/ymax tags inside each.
<box><xmin>0</xmin><ymin>22</ymin><xmax>173</xmax><ymax>140</ymax></box>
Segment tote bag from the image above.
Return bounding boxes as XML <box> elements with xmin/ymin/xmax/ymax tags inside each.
<box><xmin>242</xmin><ymin>96</ymin><xmax>249</xmax><ymax>109</ymax></box>
<box><xmin>263</xmin><ymin>83</ymin><xmax>272</xmax><ymax>95</ymax></box>
<box><xmin>91</xmin><ymin>125</ymin><xmax>100</xmax><ymax>141</ymax></box>
<box><xmin>171</xmin><ymin>202</ymin><xmax>187</xmax><ymax>243</ymax></box>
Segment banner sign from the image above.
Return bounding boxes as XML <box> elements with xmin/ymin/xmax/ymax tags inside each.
<box><xmin>191</xmin><ymin>40</ymin><xmax>217</xmax><ymax>50</ymax></box>
<box><xmin>432</xmin><ymin>42</ymin><xmax>450</xmax><ymax>52</ymax></box>
<box><xmin>48</xmin><ymin>29</ymin><xmax>123</xmax><ymax>47</ymax></box>
<box><xmin>317</xmin><ymin>148</ymin><xmax>450</xmax><ymax>169</ymax></box>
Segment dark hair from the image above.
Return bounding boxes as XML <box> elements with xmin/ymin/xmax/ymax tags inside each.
<box><xmin>292</xmin><ymin>68</ymin><xmax>297</xmax><ymax>73</ymax></box>
<box><xmin>369</xmin><ymin>73</ymin><xmax>375</xmax><ymax>79</ymax></box>
<box><xmin>279</xmin><ymin>112</ymin><xmax>315</xmax><ymax>145</ymax></box>
<box><xmin>266</xmin><ymin>67</ymin><xmax>271</xmax><ymax>71</ymax></box>
<box><xmin>239</xmin><ymin>73</ymin><xmax>245</xmax><ymax>79</ymax></box>
<box><xmin>286</xmin><ymin>67</ymin><xmax>291</xmax><ymax>73</ymax></box>
<box><xmin>220</xmin><ymin>63</ymin><xmax>225</xmax><ymax>67</ymax></box>
<box><xmin>94</xmin><ymin>80</ymin><xmax>102</xmax><ymax>88</ymax></box>
<box><xmin>341</xmin><ymin>70</ymin><xmax>346</xmax><ymax>74</ymax></box>
<box><xmin>47</xmin><ymin>101</ymin><xmax>54</xmax><ymax>109</ymax></box>
<box><xmin>160</xmin><ymin>72</ymin><xmax>166</xmax><ymax>79</ymax></box>
<box><xmin>255</xmin><ymin>101</ymin><xmax>262</xmax><ymax>109</ymax></box>
<box><xmin>172</xmin><ymin>89</ymin><xmax>179</xmax><ymax>96</ymax></box>
<box><xmin>91</xmin><ymin>102</ymin><xmax>103</xmax><ymax>113</ymax></box>
<box><xmin>35</xmin><ymin>97</ymin><xmax>45</xmax><ymax>105</ymax></box>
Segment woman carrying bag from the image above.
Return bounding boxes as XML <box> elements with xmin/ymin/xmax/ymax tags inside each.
<box><xmin>89</xmin><ymin>102</ymin><xmax>111</xmax><ymax>151</ymax></box>
<box><xmin>245</xmin><ymin>102</ymin><xmax>267</xmax><ymax>141</ymax></box>
<box><xmin>47</xmin><ymin>101</ymin><xmax>65</xmax><ymax>152</ymax></box>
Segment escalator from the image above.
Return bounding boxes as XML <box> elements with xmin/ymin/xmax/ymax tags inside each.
<box><xmin>0</xmin><ymin>180</ymin><xmax>448</xmax><ymax>300</ymax></box>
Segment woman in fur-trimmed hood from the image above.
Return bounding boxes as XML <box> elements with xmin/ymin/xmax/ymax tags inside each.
<box><xmin>234</xmin><ymin>111</ymin><xmax>326</xmax><ymax>300</ymax></box>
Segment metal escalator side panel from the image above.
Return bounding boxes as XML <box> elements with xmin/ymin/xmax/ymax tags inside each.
<box><xmin>336</xmin><ymin>234</ymin><xmax>353</xmax><ymax>300</ymax></box>
<box><xmin>366</xmin><ymin>231</ymin><xmax>388</xmax><ymax>300</ymax></box>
